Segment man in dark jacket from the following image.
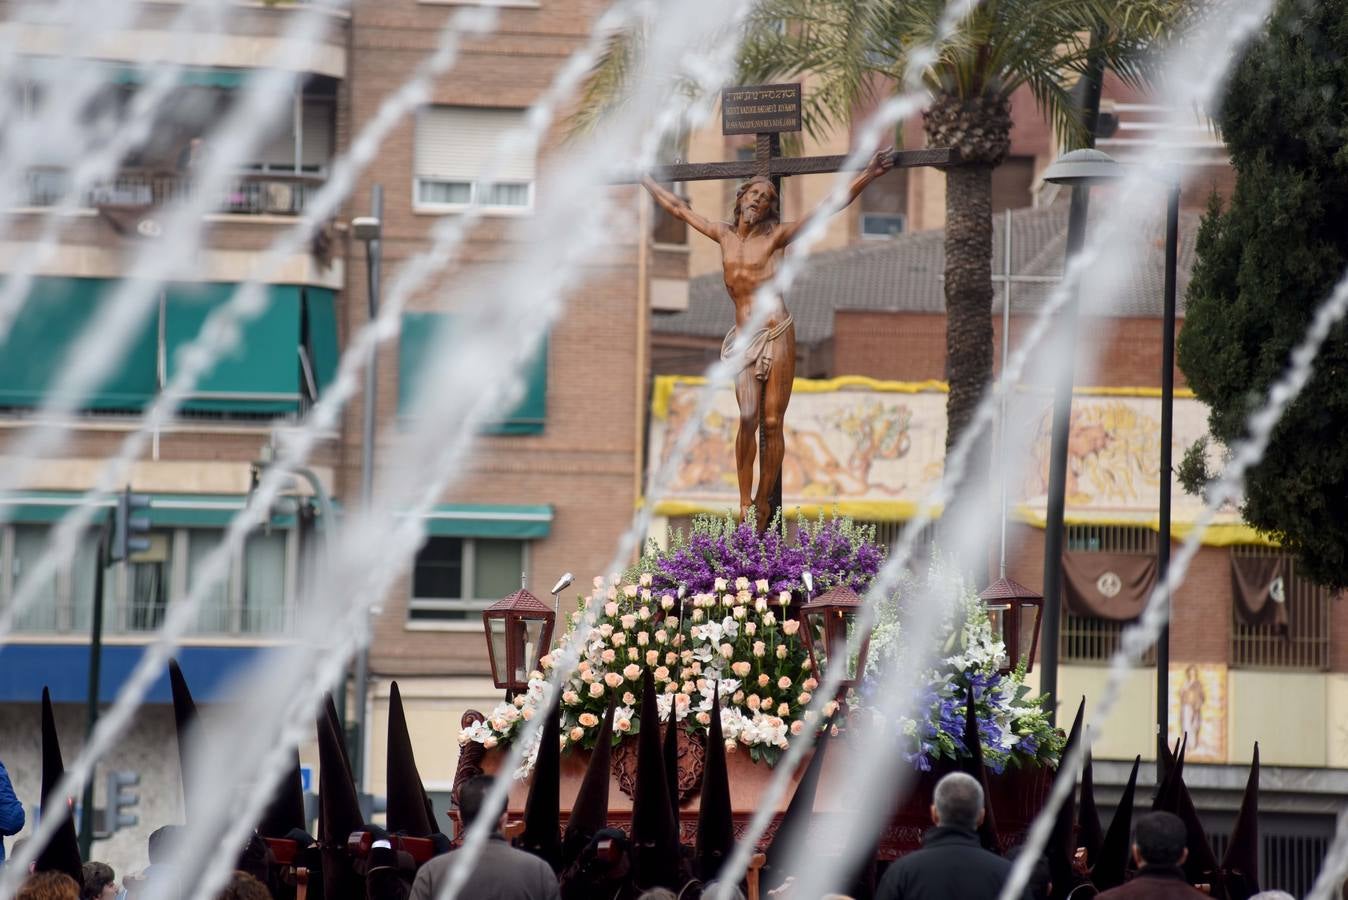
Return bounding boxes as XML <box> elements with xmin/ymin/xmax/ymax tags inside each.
<box><xmin>1095</xmin><ymin>812</ymin><xmax>1206</xmax><ymax>899</ymax></box>
<box><xmin>876</xmin><ymin>772</ymin><xmax>1028</xmax><ymax>900</ymax></box>
<box><xmin>409</xmin><ymin>776</ymin><xmax>559</xmax><ymax>900</ymax></box>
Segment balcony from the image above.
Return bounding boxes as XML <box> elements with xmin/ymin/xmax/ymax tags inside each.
<box><xmin>23</xmin><ymin>167</ymin><xmax>325</xmax><ymax>218</ymax></box>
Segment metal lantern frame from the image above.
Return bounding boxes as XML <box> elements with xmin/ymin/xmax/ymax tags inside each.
<box><xmin>799</xmin><ymin>584</ymin><xmax>870</xmax><ymax>696</ymax></box>
<box><xmin>482</xmin><ymin>588</ymin><xmax>555</xmax><ymax>697</ymax></box>
<box><xmin>978</xmin><ymin>576</ymin><xmax>1044</xmax><ymax>675</ymax></box>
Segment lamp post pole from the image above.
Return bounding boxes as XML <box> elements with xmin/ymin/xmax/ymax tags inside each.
<box><xmin>351</xmin><ymin>184</ymin><xmax>383</xmax><ymax>792</ymax></box>
<box><xmin>1156</xmin><ymin>179</ymin><xmax>1180</xmax><ymax>780</ymax></box>
<box><xmin>1038</xmin><ymin>182</ymin><xmax>1091</xmax><ymax>726</ymax></box>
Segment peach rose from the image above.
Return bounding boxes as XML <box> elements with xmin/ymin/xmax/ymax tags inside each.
<box><xmin>731</xmin><ymin>661</ymin><xmax>752</xmax><ymax>678</ymax></box>
<box><xmin>604</xmin><ymin>672</ymin><xmax>624</xmax><ymax>688</ymax></box>
<box><xmin>627</xmin><ymin>648</ymin><xmax>639</xmax><ymax>661</ymax></box>
<box><xmin>646</xmin><ymin>650</ymin><xmax>660</xmax><ymax>666</ymax></box>
<box><xmin>776</xmin><ymin>645</ymin><xmax>788</xmax><ymax>660</ymax></box>
<box><xmin>732</xmin><ymin>691</ymin><xmax>745</xmax><ymax>704</ymax></box>
<box><xmin>617</xmin><ymin>718</ymin><xmax>632</xmax><ymax>732</ymax></box>
<box><xmin>622</xmin><ymin>664</ymin><xmax>642</xmax><ymax>681</ymax></box>
<box><xmin>758</xmin><ymin>673</ymin><xmax>770</xmax><ymax>687</ymax></box>
<box><xmin>798</xmin><ymin>692</ymin><xmax>812</xmax><ymax>705</ymax></box>
<box><xmin>782</xmin><ymin>619</ymin><xmax>800</xmax><ymax>636</ymax></box>
<box><xmin>637</xmin><ymin>632</ymin><xmax>649</xmax><ymax>646</ymax></box>
<box><xmin>746</xmin><ymin>695</ymin><xmax>761</xmax><ymax>711</ymax></box>
<box><xmin>569</xmin><ymin>727</ymin><xmax>585</xmax><ymax>742</ymax></box>
<box><xmin>599</xmin><ymin>624</ymin><xmax>613</xmax><ymax>638</ymax></box>
<box><xmin>578</xmin><ymin>713</ymin><xmax>599</xmax><ymax>728</ymax></box>
<box><xmin>752</xmin><ymin>641</ymin><xmax>766</xmax><ymax>658</ymax></box>
<box><xmin>655</xmin><ymin>630</ymin><xmax>669</xmax><ymax>644</ymax></box>
<box><xmin>604</xmin><ymin>602</ymin><xmax>619</xmax><ymax>617</ymax></box>
<box><xmin>744</xmin><ymin>622</ymin><xmax>757</xmax><ymax>636</ymax></box>
<box><xmin>620</xmin><ymin>614</ymin><xmax>637</xmax><ymax>630</ymax></box>
<box><xmin>623</xmin><ymin>692</ymin><xmax>636</xmax><ymax>706</ymax></box>
<box><xmin>611</xmin><ymin>632</ymin><xmax>627</xmax><ymax>646</ymax></box>
<box><xmin>719</xmin><ymin>643</ymin><xmax>734</xmax><ymax>659</ymax></box>
<box><xmin>696</xmin><ymin>712</ymin><xmax>711</xmax><ymax>726</ymax></box>
<box><xmin>778</xmin><ymin>676</ymin><xmax>792</xmax><ymax>690</ymax></box>
<box><xmin>563</xmin><ymin>690</ymin><xmax>580</xmax><ymax>705</ymax></box>
<box><xmin>601</xmin><ymin>649</ymin><xmax>616</xmax><ymax>664</ymax></box>
<box><xmin>803</xmin><ymin>678</ymin><xmax>818</xmax><ymax>691</ymax></box>
<box><xmin>777</xmin><ymin>703</ymin><xmax>790</xmax><ymax>716</ymax></box>
<box><xmin>589</xmin><ymin>682</ymin><xmax>605</xmax><ymax>698</ymax></box>
<box><xmin>639</xmin><ymin>607</ymin><xmax>651</xmax><ymax>620</ymax></box>
<box><xmin>655</xmin><ymin>666</ymin><xmax>670</xmax><ymax>681</ymax></box>
<box><xmin>790</xmin><ymin>719</ymin><xmax>804</xmax><ymax>735</ymax></box>
<box><xmin>623</xmin><ymin>584</ymin><xmax>638</xmax><ymax>598</ymax></box>
<box><xmin>661</xmin><ymin>595</ymin><xmax>675</xmax><ymax>610</ymax></box>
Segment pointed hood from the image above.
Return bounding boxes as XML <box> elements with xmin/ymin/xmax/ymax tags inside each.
<box><xmin>1220</xmin><ymin>744</ymin><xmax>1261</xmax><ymax>900</ymax></box>
<box><xmin>1153</xmin><ymin>737</ymin><xmax>1220</xmax><ymax>885</ymax></box>
<box><xmin>629</xmin><ymin>671</ymin><xmax>680</xmax><ymax>890</ymax></box>
<box><xmin>37</xmin><ymin>688</ymin><xmax>84</xmax><ymax>887</ymax></box>
<box><xmin>1078</xmin><ymin>743</ymin><xmax>1104</xmax><ymax>865</ymax></box>
<box><xmin>517</xmin><ymin>685</ymin><xmax>562</xmax><ymax>871</ymax></box>
<box><xmin>695</xmin><ymin>684</ymin><xmax>733</xmax><ymax>881</ymax></box>
<box><xmin>1048</xmin><ymin>697</ymin><xmax>1085</xmax><ymax>900</ymax></box>
<box><xmin>318</xmin><ymin>693</ymin><xmax>365</xmax><ymax>900</ymax></box>
<box><xmin>168</xmin><ymin>658</ymin><xmax>200</xmax><ymax>822</ymax></box>
<box><xmin>664</xmin><ymin>704</ymin><xmax>681</xmax><ymax>833</ymax></box>
<box><xmin>960</xmin><ymin>680</ymin><xmax>1000</xmax><ymax>851</ymax></box>
<box><xmin>385</xmin><ymin>682</ymin><xmax>434</xmax><ymax>837</ymax></box>
<box><xmin>257</xmin><ymin>749</ymin><xmax>309</xmax><ymax>839</ymax></box>
<box><xmin>1091</xmin><ymin>755</ymin><xmax>1140</xmax><ymax>891</ymax></box>
<box><xmin>1152</xmin><ymin>734</ymin><xmax>1187</xmax><ymax>813</ymax></box>
<box><xmin>764</xmin><ymin>713</ymin><xmax>837</xmax><ymax>889</ymax></box>
<box><xmin>562</xmin><ymin>698</ymin><xmax>615</xmax><ymax>867</ymax></box>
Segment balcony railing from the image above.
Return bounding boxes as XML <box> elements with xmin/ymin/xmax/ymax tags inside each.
<box><xmin>24</xmin><ymin>167</ymin><xmax>323</xmax><ymax>217</ymax></box>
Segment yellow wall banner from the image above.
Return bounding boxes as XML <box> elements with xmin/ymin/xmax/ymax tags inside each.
<box><xmin>647</xmin><ymin>375</ymin><xmax>1269</xmax><ymax>545</ymax></box>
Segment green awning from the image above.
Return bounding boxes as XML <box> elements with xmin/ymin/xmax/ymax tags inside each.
<box><xmin>399</xmin><ymin>312</ymin><xmax>548</xmax><ymax>434</ymax></box>
<box><xmin>423</xmin><ymin>504</ymin><xmax>554</xmax><ymax>539</ymax></box>
<box><xmin>0</xmin><ymin>277</ymin><xmax>157</xmax><ymax>411</ymax></box>
<box><xmin>165</xmin><ymin>283</ymin><xmax>302</xmax><ymax>413</ymax></box>
<box><xmin>303</xmin><ymin>287</ymin><xmax>340</xmax><ymax>396</ymax></box>
<box><xmin>0</xmin><ymin>492</ymin><xmax>300</xmax><ymax>528</ymax></box>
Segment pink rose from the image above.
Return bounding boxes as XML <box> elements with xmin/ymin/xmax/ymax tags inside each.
<box><xmin>604</xmin><ymin>602</ymin><xmax>619</xmax><ymax>617</ymax></box>
<box><xmin>617</xmin><ymin>718</ymin><xmax>632</xmax><ymax>732</ymax></box>
<box><xmin>790</xmin><ymin>720</ymin><xmax>804</xmax><ymax>735</ymax></box>
<box><xmin>798</xmin><ymin>692</ymin><xmax>812</xmax><ymax>705</ymax></box>
<box><xmin>778</xmin><ymin>676</ymin><xmax>792</xmax><ymax>690</ymax></box>
<box><xmin>623</xmin><ymin>692</ymin><xmax>636</xmax><ymax>706</ymax></box>
<box><xmin>601</xmin><ymin>649</ymin><xmax>616</xmax><ymax>664</ymax></box>
<box><xmin>696</xmin><ymin>712</ymin><xmax>711</xmax><ymax>726</ymax></box>
<box><xmin>746</xmin><ymin>695</ymin><xmax>761</xmax><ymax>711</ymax></box>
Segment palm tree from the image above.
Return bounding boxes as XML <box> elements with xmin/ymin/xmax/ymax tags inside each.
<box><xmin>577</xmin><ymin>0</ymin><xmax>1189</xmax><ymax>483</ymax></box>
<box><xmin>736</xmin><ymin>0</ymin><xmax>1190</xmax><ymax>465</ymax></box>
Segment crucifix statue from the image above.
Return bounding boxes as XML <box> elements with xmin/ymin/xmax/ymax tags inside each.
<box><xmin>631</xmin><ymin>84</ymin><xmax>958</xmax><ymax>532</ymax></box>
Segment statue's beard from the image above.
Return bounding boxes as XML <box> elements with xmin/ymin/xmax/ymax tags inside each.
<box><xmin>742</xmin><ymin>204</ymin><xmax>767</xmax><ymax>225</ymax></box>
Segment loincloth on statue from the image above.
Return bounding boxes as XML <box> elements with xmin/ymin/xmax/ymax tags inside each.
<box><xmin>721</xmin><ymin>313</ymin><xmax>794</xmax><ymax>382</ymax></box>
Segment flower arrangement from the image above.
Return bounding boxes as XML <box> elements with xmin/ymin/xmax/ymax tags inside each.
<box><xmin>458</xmin><ymin>515</ymin><xmax>1060</xmax><ymax>776</ymax></box>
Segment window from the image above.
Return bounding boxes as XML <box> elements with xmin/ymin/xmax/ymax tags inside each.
<box><xmin>1060</xmin><ymin>525</ymin><xmax>1156</xmax><ymax>664</ymax></box>
<box><xmin>414</xmin><ymin>106</ymin><xmax>535</xmax><ymax>213</ymax></box>
<box><xmin>860</xmin><ymin>213</ymin><xmax>906</xmax><ymax>239</ymax></box>
<box><xmin>1230</xmin><ymin>544</ymin><xmax>1331</xmax><ymax>670</ymax></box>
<box><xmin>1</xmin><ymin>519</ymin><xmax>297</xmax><ymax>638</ymax></box>
<box><xmin>408</xmin><ymin>536</ymin><xmax>526</xmax><ymax>624</ymax></box>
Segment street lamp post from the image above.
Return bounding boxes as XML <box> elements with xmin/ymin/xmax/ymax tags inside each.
<box><xmin>350</xmin><ymin>185</ymin><xmax>383</xmax><ymax>791</ymax></box>
<box><xmin>1156</xmin><ymin>178</ymin><xmax>1181</xmax><ymax>780</ymax></box>
<box><xmin>1038</xmin><ymin>149</ymin><xmax>1124</xmax><ymax>724</ymax></box>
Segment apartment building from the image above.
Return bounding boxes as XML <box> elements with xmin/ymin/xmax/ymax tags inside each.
<box><xmin>0</xmin><ymin>0</ymin><xmax>646</xmax><ymax>871</ymax></box>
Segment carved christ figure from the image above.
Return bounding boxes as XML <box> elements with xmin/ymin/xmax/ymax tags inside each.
<box><xmin>641</xmin><ymin>148</ymin><xmax>894</xmax><ymax>530</ymax></box>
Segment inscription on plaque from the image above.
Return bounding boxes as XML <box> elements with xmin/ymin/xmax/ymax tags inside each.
<box><xmin>721</xmin><ymin>83</ymin><xmax>802</xmax><ymax>135</ymax></box>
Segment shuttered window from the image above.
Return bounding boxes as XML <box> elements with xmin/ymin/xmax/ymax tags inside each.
<box><xmin>413</xmin><ymin>106</ymin><xmax>534</xmax><ymax>211</ymax></box>
<box><xmin>251</xmin><ymin>97</ymin><xmax>335</xmax><ymax>173</ymax></box>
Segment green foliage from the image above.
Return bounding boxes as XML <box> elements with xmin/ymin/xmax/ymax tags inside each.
<box><xmin>1178</xmin><ymin>0</ymin><xmax>1348</xmax><ymax>587</ymax></box>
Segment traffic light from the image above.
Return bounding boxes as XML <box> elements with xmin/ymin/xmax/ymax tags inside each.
<box><xmin>111</xmin><ymin>487</ymin><xmax>151</xmax><ymax>563</ymax></box>
<box><xmin>106</xmin><ymin>770</ymin><xmax>140</xmax><ymax>832</ymax></box>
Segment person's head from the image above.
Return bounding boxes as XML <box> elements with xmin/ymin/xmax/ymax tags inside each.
<box><xmin>732</xmin><ymin>177</ymin><xmax>780</xmax><ymax>229</ymax></box>
<box><xmin>636</xmin><ymin>889</ymin><xmax>677</xmax><ymax>900</ymax></box>
<box><xmin>700</xmin><ymin>882</ymin><xmax>746</xmax><ymax>900</ymax></box>
<box><xmin>584</xmin><ymin>827</ymin><xmax>631</xmax><ymax>880</ymax></box>
<box><xmin>147</xmin><ymin>825</ymin><xmax>184</xmax><ymax>865</ymax></box>
<box><xmin>1131</xmin><ymin>811</ymin><xmax>1188</xmax><ymax>869</ymax></box>
<box><xmin>1186</xmin><ymin>664</ymin><xmax>1199</xmax><ymax>680</ymax></box>
<box><xmin>214</xmin><ymin>871</ymin><xmax>271</xmax><ymax>900</ymax></box>
<box><xmin>79</xmin><ymin>862</ymin><xmax>116</xmax><ymax>900</ymax></box>
<box><xmin>930</xmin><ymin>772</ymin><xmax>985</xmax><ymax>831</ymax></box>
<box><xmin>17</xmin><ymin>871</ymin><xmax>80</xmax><ymax>900</ymax></box>
<box><xmin>457</xmin><ymin>775</ymin><xmax>503</xmax><ymax>833</ymax></box>
<box><xmin>10</xmin><ymin>839</ymin><xmax>36</xmax><ymax>874</ymax></box>
<box><xmin>1248</xmin><ymin>892</ymin><xmax>1295</xmax><ymax>900</ymax></box>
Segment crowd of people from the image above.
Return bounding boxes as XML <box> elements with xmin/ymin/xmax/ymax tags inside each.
<box><xmin>0</xmin><ymin>668</ymin><xmax>1285</xmax><ymax>900</ymax></box>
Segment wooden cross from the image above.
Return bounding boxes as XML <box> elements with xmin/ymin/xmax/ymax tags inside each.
<box><xmin>623</xmin><ymin>83</ymin><xmax>960</xmax><ymax>521</ymax></box>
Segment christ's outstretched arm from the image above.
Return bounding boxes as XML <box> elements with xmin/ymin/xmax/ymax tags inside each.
<box><xmin>775</xmin><ymin>147</ymin><xmax>894</xmax><ymax>247</ymax></box>
<box><xmin>640</xmin><ymin>176</ymin><xmax>725</xmax><ymax>241</ymax></box>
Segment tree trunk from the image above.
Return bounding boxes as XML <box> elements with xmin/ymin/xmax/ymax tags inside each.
<box><xmin>943</xmin><ymin>162</ymin><xmax>995</xmax><ymax>459</ymax></box>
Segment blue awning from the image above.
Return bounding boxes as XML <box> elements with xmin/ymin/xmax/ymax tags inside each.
<box><xmin>423</xmin><ymin>504</ymin><xmax>554</xmax><ymax>539</ymax></box>
<box><xmin>0</xmin><ymin>643</ymin><xmax>276</xmax><ymax>703</ymax></box>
